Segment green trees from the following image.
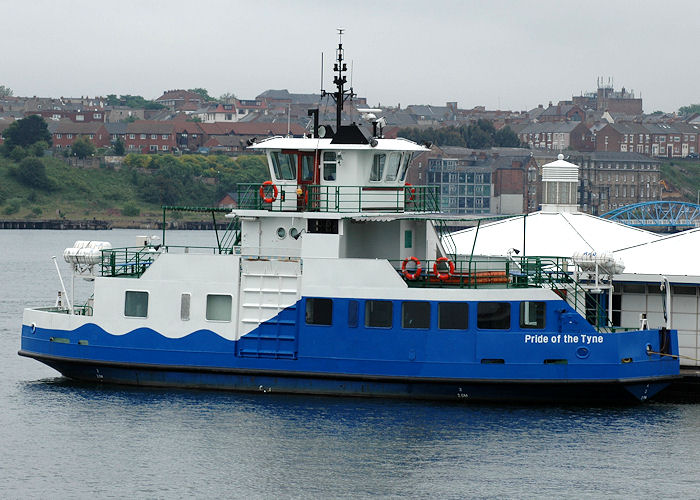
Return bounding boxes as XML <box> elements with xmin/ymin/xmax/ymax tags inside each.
<box><xmin>105</xmin><ymin>94</ymin><xmax>164</xmax><ymax>110</ymax></box>
<box><xmin>14</xmin><ymin>157</ymin><xmax>54</xmax><ymax>190</ymax></box>
<box><xmin>113</xmin><ymin>137</ymin><xmax>125</xmax><ymax>156</ymax></box>
<box><xmin>398</xmin><ymin>119</ymin><xmax>522</xmax><ymax>149</ymax></box>
<box><xmin>0</xmin><ymin>85</ymin><xmax>12</xmax><ymax>98</ymax></box>
<box><xmin>71</xmin><ymin>137</ymin><xmax>96</xmax><ymax>159</ymax></box>
<box><xmin>679</xmin><ymin>104</ymin><xmax>700</xmax><ymax>116</ymax></box>
<box><xmin>3</xmin><ymin>115</ymin><xmax>52</xmax><ymax>149</ymax></box>
<box><xmin>188</xmin><ymin>88</ymin><xmax>216</xmax><ymax>102</ymax></box>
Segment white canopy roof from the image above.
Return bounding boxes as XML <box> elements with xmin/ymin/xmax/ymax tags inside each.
<box><xmin>450</xmin><ymin>211</ymin><xmax>661</xmax><ymax>258</ymax></box>
<box><xmin>250</xmin><ymin>136</ymin><xmax>429</xmax><ymax>152</ymax></box>
<box><xmin>614</xmin><ymin>227</ymin><xmax>700</xmax><ymax>276</ymax></box>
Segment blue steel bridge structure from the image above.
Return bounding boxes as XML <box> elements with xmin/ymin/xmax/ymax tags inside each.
<box><xmin>601</xmin><ymin>201</ymin><xmax>700</xmax><ymax>229</ymax></box>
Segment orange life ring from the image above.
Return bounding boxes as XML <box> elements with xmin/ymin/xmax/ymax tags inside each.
<box><xmin>259</xmin><ymin>180</ymin><xmax>278</xmax><ymax>203</ymax></box>
<box><xmin>401</xmin><ymin>256</ymin><xmax>422</xmax><ymax>280</ymax></box>
<box><xmin>433</xmin><ymin>257</ymin><xmax>455</xmax><ymax>281</ymax></box>
<box><xmin>405</xmin><ymin>182</ymin><xmax>416</xmax><ymax>201</ymax></box>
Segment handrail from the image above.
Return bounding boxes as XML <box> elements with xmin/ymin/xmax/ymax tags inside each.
<box><xmin>236</xmin><ymin>183</ymin><xmax>440</xmax><ymax>213</ymax></box>
<box><xmin>394</xmin><ymin>255</ymin><xmax>619</xmax><ymax>333</ymax></box>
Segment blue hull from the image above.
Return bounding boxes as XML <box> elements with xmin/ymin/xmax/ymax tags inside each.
<box><xmin>20</xmin><ymin>297</ymin><xmax>680</xmax><ymax>403</ymax></box>
<box><xmin>19</xmin><ymin>351</ymin><xmax>671</xmax><ymax>403</ymax></box>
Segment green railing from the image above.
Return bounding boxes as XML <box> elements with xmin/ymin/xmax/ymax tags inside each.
<box><xmin>101</xmin><ymin>246</ymin><xmax>161</xmax><ymax>277</ymax></box>
<box><xmin>236</xmin><ymin>183</ymin><xmax>441</xmax><ymax>213</ymax></box>
<box><xmin>395</xmin><ymin>255</ymin><xmax>618</xmax><ymax>333</ymax></box>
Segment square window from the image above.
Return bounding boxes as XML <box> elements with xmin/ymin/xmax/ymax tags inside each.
<box><xmin>402</xmin><ymin>301</ymin><xmax>430</xmax><ymax>329</ymax></box>
<box><xmin>206</xmin><ymin>294</ymin><xmax>232</xmax><ymax>321</ymax></box>
<box><xmin>477</xmin><ymin>302</ymin><xmax>510</xmax><ymax>329</ymax></box>
<box><xmin>519</xmin><ymin>301</ymin><xmax>545</xmax><ymax>329</ymax></box>
<box><xmin>365</xmin><ymin>300</ymin><xmax>392</xmax><ymax>328</ymax></box>
<box><xmin>124</xmin><ymin>291</ymin><xmax>148</xmax><ymax>317</ymax></box>
<box><xmin>140</xmin><ymin>134</ymin><xmax>146</xmax><ymax>139</ymax></box>
<box><xmin>305</xmin><ymin>298</ymin><xmax>333</xmax><ymax>325</ymax></box>
<box><xmin>438</xmin><ymin>302</ymin><xmax>469</xmax><ymax>330</ymax></box>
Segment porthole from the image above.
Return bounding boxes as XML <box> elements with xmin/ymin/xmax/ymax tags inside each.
<box><xmin>290</xmin><ymin>227</ymin><xmax>300</xmax><ymax>239</ymax></box>
<box><xmin>276</xmin><ymin>227</ymin><xmax>286</xmax><ymax>239</ymax></box>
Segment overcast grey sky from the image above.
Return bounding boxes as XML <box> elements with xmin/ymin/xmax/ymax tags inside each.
<box><xmin>2</xmin><ymin>0</ymin><xmax>698</xmax><ymax>113</ymax></box>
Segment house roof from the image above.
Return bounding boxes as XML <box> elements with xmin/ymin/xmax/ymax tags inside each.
<box><xmin>104</xmin><ymin>122</ymin><xmax>128</xmax><ymax>135</ymax></box>
<box><xmin>519</xmin><ymin>122</ymin><xmax>583</xmax><ymax>134</ymax></box>
<box><xmin>48</xmin><ymin>121</ymin><xmax>106</xmax><ymax>134</ymax></box>
<box><xmin>126</xmin><ymin>120</ymin><xmax>175</xmax><ymax>134</ymax></box>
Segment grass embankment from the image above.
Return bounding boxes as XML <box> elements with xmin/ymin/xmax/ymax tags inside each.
<box><xmin>661</xmin><ymin>160</ymin><xmax>700</xmax><ymax>202</ymax></box>
<box><xmin>0</xmin><ymin>153</ymin><xmax>270</xmax><ymax>225</ymax></box>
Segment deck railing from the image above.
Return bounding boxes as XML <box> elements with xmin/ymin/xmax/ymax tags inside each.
<box><xmin>394</xmin><ymin>255</ymin><xmax>621</xmax><ymax>333</ymax></box>
<box><xmin>236</xmin><ymin>183</ymin><xmax>440</xmax><ymax>213</ymax></box>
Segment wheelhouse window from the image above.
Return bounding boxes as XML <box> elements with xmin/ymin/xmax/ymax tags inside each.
<box><xmin>270</xmin><ymin>152</ymin><xmax>297</xmax><ymax>180</ymax></box>
<box><xmin>365</xmin><ymin>300</ymin><xmax>392</xmax><ymax>328</ymax></box>
<box><xmin>399</xmin><ymin>153</ymin><xmax>412</xmax><ymax>181</ymax></box>
<box><xmin>402</xmin><ymin>301</ymin><xmax>430</xmax><ymax>329</ymax></box>
<box><xmin>206</xmin><ymin>294</ymin><xmax>232</xmax><ymax>321</ymax></box>
<box><xmin>519</xmin><ymin>301</ymin><xmax>545</xmax><ymax>329</ymax></box>
<box><xmin>323</xmin><ymin>151</ymin><xmax>337</xmax><ymax>181</ymax></box>
<box><xmin>306</xmin><ymin>298</ymin><xmax>333</xmax><ymax>326</ymax></box>
<box><xmin>370</xmin><ymin>153</ymin><xmax>386</xmax><ymax>181</ymax></box>
<box><xmin>385</xmin><ymin>152</ymin><xmax>401</xmax><ymax>181</ymax></box>
<box><xmin>124</xmin><ymin>291</ymin><xmax>148</xmax><ymax>318</ymax></box>
<box><xmin>300</xmin><ymin>155</ymin><xmax>314</xmax><ymax>181</ymax></box>
<box><xmin>477</xmin><ymin>302</ymin><xmax>510</xmax><ymax>329</ymax></box>
<box><xmin>438</xmin><ymin>302</ymin><xmax>468</xmax><ymax>330</ymax></box>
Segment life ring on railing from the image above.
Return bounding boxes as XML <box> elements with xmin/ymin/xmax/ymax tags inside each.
<box><xmin>433</xmin><ymin>257</ymin><xmax>455</xmax><ymax>281</ymax></box>
<box><xmin>405</xmin><ymin>182</ymin><xmax>416</xmax><ymax>201</ymax></box>
<box><xmin>401</xmin><ymin>256</ymin><xmax>422</xmax><ymax>280</ymax></box>
<box><xmin>259</xmin><ymin>180</ymin><xmax>278</xmax><ymax>203</ymax></box>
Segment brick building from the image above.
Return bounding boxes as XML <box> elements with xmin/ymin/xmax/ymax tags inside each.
<box><xmin>569</xmin><ymin>152</ymin><xmax>661</xmax><ymax>215</ymax></box>
<box><xmin>49</xmin><ymin>121</ymin><xmax>111</xmax><ymax>150</ymax></box>
<box><xmin>518</xmin><ymin>122</ymin><xmax>594</xmax><ymax>152</ymax></box>
<box><xmin>125</xmin><ymin>121</ymin><xmax>177</xmax><ymax>153</ymax></box>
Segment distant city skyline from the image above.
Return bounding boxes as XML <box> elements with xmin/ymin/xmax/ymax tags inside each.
<box><xmin>2</xmin><ymin>0</ymin><xmax>698</xmax><ymax>113</ymax></box>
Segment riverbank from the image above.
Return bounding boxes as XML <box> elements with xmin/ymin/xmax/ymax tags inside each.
<box><xmin>0</xmin><ymin>218</ymin><xmax>231</xmax><ymax>230</ymax></box>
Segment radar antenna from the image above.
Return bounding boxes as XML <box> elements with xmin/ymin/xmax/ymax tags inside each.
<box><xmin>321</xmin><ymin>28</ymin><xmax>356</xmax><ymax>132</ymax></box>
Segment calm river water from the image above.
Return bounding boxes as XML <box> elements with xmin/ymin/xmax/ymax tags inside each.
<box><xmin>1</xmin><ymin>229</ymin><xmax>699</xmax><ymax>499</ymax></box>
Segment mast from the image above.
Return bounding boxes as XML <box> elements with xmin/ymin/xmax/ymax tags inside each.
<box><xmin>322</xmin><ymin>28</ymin><xmax>355</xmax><ymax>131</ymax></box>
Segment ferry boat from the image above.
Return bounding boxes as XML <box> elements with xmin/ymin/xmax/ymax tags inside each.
<box><xmin>20</xmin><ymin>34</ymin><xmax>679</xmax><ymax>403</ymax></box>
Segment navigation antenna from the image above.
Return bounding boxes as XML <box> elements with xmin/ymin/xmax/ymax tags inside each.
<box><xmin>321</xmin><ymin>28</ymin><xmax>356</xmax><ymax>132</ymax></box>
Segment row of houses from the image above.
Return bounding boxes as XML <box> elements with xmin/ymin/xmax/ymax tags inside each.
<box><xmin>409</xmin><ymin>146</ymin><xmax>666</xmax><ymax>217</ymax></box>
<box><xmin>41</xmin><ymin>118</ymin><xmax>306</xmax><ymax>153</ymax></box>
<box><xmin>515</xmin><ymin>120</ymin><xmax>700</xmax><ymax>158</ymax></box>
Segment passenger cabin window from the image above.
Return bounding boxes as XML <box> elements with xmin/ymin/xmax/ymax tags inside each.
<box><xmin>348</xmin><ymin>300</ymin><xmax>359</xmax><ymax>327</ymax></box>
<box><xmin>323</xmin><ymin>151</ymin><xmax>337</xmax><ymax>181</ymax></box>
<box><xmin>520</xmin><ymin>301</ymin><xmax>545</xmax><ymax>329</ymax></box>
<box><xmin>306</xmin><ymin>298</ymin><xmax>333</xmax><ymax>325</ymax></box>
<box><xmin>402</xmin><ymin>301</ymin><xmax>430</xmax><ymax>329</ymax></box>
<box><xmin>370</xmin><ymin>153</ymin><xmax>386</xmax><ymax>181</ymax></box>
<box><xmin>385</xmin><ymin>152</ymin><xmax>401</xmax><ymax>181</ymax></box>
<box><xmin>438</xmin><ymin>302</ymin><xmax>468</xmax><ymax>330</ymax></box>
<box><xmin>308</xmin><ymin>219</ymin><xmax>338</xmax><ymax>234</ymax></box>
<box><xmin>206</xmin><ymin>294</ymin><xmax>232</xmax><ymax>321</ymax></box>
<box><xmin>365</xmin><ymin>300</ymin><xmax>392</xmax><ymax>328</ymax></box>
<box><xmin>270</xmin><ymin>152</ymin><xmax>297</xmax><ymax>180</ymax></box>
<box><xmin>124</xmin><ymin>291</ymin><xmax>149</xmax><ymax>318</ymax></box>
<box><xmin>477</xmin><ymin>302</ymin><xmax>510</xmax><ymax>329</ymax></box>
